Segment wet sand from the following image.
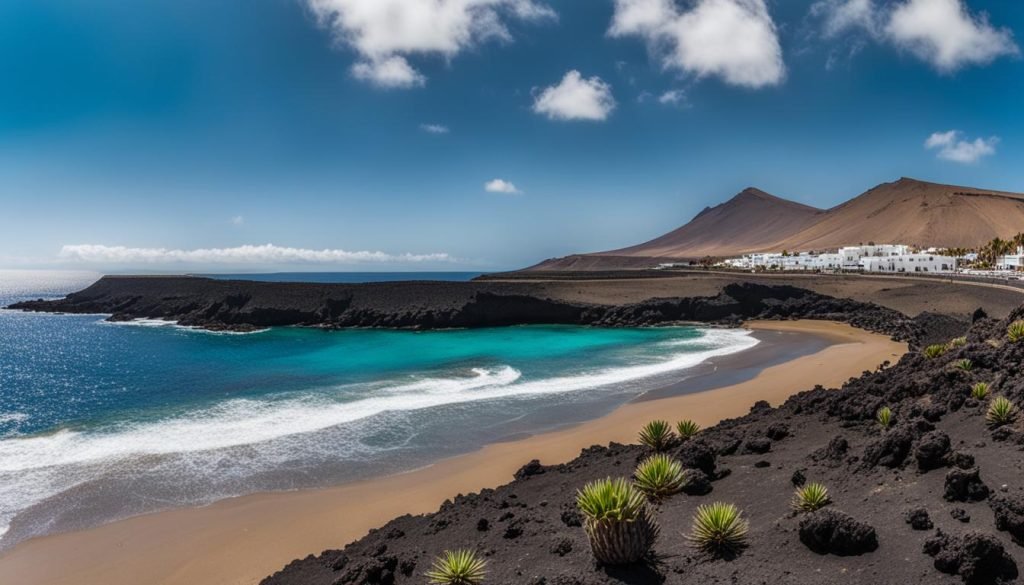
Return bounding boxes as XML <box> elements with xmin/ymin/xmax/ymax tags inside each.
<box><xmin>0</xmin><ymin>320</ymin><xmax>906</xmax><ymax>585</ymax></box>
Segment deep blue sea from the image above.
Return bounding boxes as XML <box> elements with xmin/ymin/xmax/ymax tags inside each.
<box><xmin>0</xmin><ymin>270</ymin><xmax>759</xmax><ymax>549</ymax></box>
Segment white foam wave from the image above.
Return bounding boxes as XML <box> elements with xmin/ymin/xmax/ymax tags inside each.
<box><xmin>0</xmin><ymin>413</ymin><xmax>29</xmax><ymax>426</ymax></box>
<box><xmin>0</xmin><ymin>329</ymin><xmax>757</xmax><ymax>474</ymax></box>
<box><xmin>101</xmin><ymin>318</ymin><xmax>269</xmax><ymax>335</ymax></box>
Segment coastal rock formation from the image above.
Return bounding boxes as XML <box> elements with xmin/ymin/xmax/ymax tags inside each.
<box><xmin>261</xmin><ymin>290</ymin><xmax>1024</xmax><ymax>585</ymax></box>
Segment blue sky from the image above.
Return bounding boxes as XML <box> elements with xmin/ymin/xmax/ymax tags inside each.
<box><xmin>1</xmin><ymin>0</ymin><xmax>1022</xmax><ymax>272</ymax></box>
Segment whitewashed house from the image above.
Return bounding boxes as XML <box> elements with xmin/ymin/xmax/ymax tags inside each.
<box><xmin>997</xmin><ymin>247</ymin><xmax>1024</xmax><ymax>271</ymax></box>
<box><xmin>860</xmin><ymin>253</ymin><xmax>956</xmax><ymax>273</ymax></box>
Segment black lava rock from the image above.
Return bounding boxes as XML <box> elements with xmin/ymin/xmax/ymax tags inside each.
<box><xmin>944</xmin><ymin>468</ymin><xmax>990</xmax><ymax>502</ymax></box>
<box><xmin>798</xmin><ymin>509</ymin><xmax>879</xmax><ymax>556</ymax></box>
<box><xmin>766</xmin><ymin>423</ymin><xmax>790</xmax><ymax>441</ymax></box>
<box><xmin>862</xmin><ymin>425</ymin><xmax>916</xmax><ymax>469</ymax></box>
<box><xmin>905</xmin><ymin>508</ymin><xmax>934</xmax><ymax>530</ymax></box>
<box><xmin>791</xmin><ymin>469</ymin><xmax>807</xmax><ymax>487</ymax></box>
<box><xmin>680</xmin><ymin>468</ymin><xmax>713</xmax><ymax>496</ymax></box>
<box><xmin>514</xmin><ymin>459</ymin><xmax>546</xmax><ymax>480</ymax></box>
<box><xmin>812</xmin><ymin>436</ymin><xmax>849</xmax><ymax>466</ymax></box>
<box><xmin>915</xmin><ymin>430</ymin><xmax>951</xmax><ymax>471</ymax></box>
<box><xmin>743</xmin><ymin>437</ymin><xmax>772</xmax><ymax>454</ymax></box>
<box><xmin>951</xmin><ymin>508</ymin><xmax>971</xmax><ymax>523</ymax></box>
<box><xmin>676</xmin><ymin>439</ymin><xmax>717</xmax><ymax>476</ymax></box>
<box><xmin>924</xmin><ymin>530</ymin><xmax>1018</xmax><ymax>585</ymax></box>
<box><xmin>990</xmin><ymin>495</ymin><xmax>1024</xmax><ymax>544</ymax></box>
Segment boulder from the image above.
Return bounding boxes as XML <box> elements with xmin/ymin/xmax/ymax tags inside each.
<box><xmin>915</xmin><ymin>430</ymin><xmax>951</xmax><ymax>471</ymax></box>
<box><xmin>905</xmin><ymin>508</ymin><xmax>934</xmax><ymax>530</ymax></box>
<box><xmin>944</xmin><ymin>468</ymin><xmax>990</xmax><ymax>502</ymax></box>
<box><xmin>798</xmin><ymin>509</ymin><xmax>879</xmax><ymax>556</ymax></box>
<box><xmin>924</xmin><ymin>530</ymin><xmax>1018</xmax><ymax>585</ymax></box>
<box><xmin>990</xmin><ymin>495</ymin><xmax>1024</xmax><ymax>544</ymax></box>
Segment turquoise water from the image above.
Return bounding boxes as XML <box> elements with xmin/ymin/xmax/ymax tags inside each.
<box><xmin>0</xmin><ymin>270</ymin><xmax>759</xmax><ymax>548</ymax></box>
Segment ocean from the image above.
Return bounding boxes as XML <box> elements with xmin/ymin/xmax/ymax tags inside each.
<box><xmin>0</xmin><ymin>270</ymin><xmax>761</xmax><ymax>550</ymax></box>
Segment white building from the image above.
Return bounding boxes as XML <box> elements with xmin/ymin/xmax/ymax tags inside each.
<box><xmin>997</xmin><ymin>247</ymin><xmax>1024</xmax><ymax>271</ymax></box>
<box><xmin>860</xmin><ymin>254</ymin><xmax>956</xmax><ymax>273</ymax></box>
<box><xmin>839</xmin><ymin>245</ymin><xmax>911</xmax><ymax>270</ymax></box>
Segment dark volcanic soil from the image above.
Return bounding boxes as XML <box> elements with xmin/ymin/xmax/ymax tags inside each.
<box><xmin>262</xmin><ymin>306</ymin><xmax>1024</xmax><ymax>585</ymax></box>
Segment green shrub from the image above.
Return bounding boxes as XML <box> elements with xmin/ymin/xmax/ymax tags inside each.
<box><xmin>947</xmin><ymin>336</ymin><xmax>967</xmax><ymax>349</ymax></box>
<box><xmin>876</xmin><ymin>406</ymin><xmax>894</xmax><ymax>429</ymax></box>
<box><xmin>576</xmin><ymin>478</ymin><xmax>659</xmax><ymax>565</ymax></box>
<box><xmin>638</xmin><ymin>420</ymin><xmax>676</xmax><ymax>451</ymax></box>
<box><xmin>923</xmin><ymin>344</ymin><xmax>947</xmax><ymax>359</ymax></box>
<box><xmin>426</xmin><ymin>550</ymin><xmax>487</xmax><ymax>585</ymax></box>
<box><xmin>688</xmin><ymin>502</ymin><xmax>748</xmax><ymax>555</ymax></box>
<box><xmin>676</xmin><ymin>419</ymin><xmax>701</xmax><ymax>440</ymax></box>
<box><xmin>954</xmin><ymin>359</ymin><xmax>973</xmax><ymax>371</ymax></box>
<box><xmin>987</xmin><ymin>396</ymin><xmax>1018</xmax><ymax>427</ymax></box>
<box><xmin>792</xmin><ymin>482</ymin><xmax>831</xmax><ymax>513</ymax></box>
<box><xmin>1008</xmin><ymin>321</ymin><xmax>1024</xmax><ymax>343</ymax></box>
<box><xmin>633</xmin><ymin>454</ymin><xmax>685</xmax><ymax>499</ymax></box>
<box><xmin>971</xmin><ymin>382</ymin><xmax>990</xmax><ymax>401</ymax></box>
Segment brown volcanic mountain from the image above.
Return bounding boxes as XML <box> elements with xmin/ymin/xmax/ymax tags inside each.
<box><xmin>529</xmin><ymin>178</ymin><xmax>1024</xmax><ymax>270</ymax></box>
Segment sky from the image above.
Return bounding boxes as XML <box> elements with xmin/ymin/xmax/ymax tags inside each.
<box><xmin>1</xmin><ymin>0</ymin><xmax>1022</xmax><ymax>272</ymax></box>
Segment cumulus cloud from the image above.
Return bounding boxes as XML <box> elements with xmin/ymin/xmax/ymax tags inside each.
<box><xmin>658</xmin><ymin>89</ymin><xmax>687</xmax><ymax>105</ymax></box>
<box><xmin>58</xmin><ymin>244</ymin><xmax>453</xmax><ymax>265</ymax></box>
<box><xmin>420</xmin><ymin>123</ymin><xmax>450</xmax><ymax>134</ymax></box>
<box><xmin>307</xmin><ymin>0</ymin><xmax>556</xmax><ymax>88</ymax></box>
<box><xmin>532</xmin><ymin>70</ymin><xmax>616</xmax><ymax>121</ymax></box>
<box><xmin>924</xmin><ymin>130</ymin><xmax>999</xmax><ymax>163</ymax></box>
<box><xmin>608</xmin><ymin>0</ymin><xmax>785</xmax><ymax>88</ymax></box>
<box><xmin>811</xmin><ymin>0</ymin><xmax>1018</xmax><ymax>71</ymax></box>
<box><xmin>484</xmin><ymin>178</ymin><xmax>522</xmax><ymax>194</ymax></box>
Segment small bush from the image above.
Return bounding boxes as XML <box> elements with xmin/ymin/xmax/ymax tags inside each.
<box><xmin>792</xmin><ymin>482</ymin><xmax>831</xmax><ymax>513</ymax></box>
<box><xmin>954</xmin><ymin>359</ymin><xmax>973</xmax><ymax>372</ymax></box>
<box><xmin>638</xmin><ymin>420</ymin><xmax>676</xmax><ymax>451</ymax></box>
<box><xmin>576</xmin><ymin>478</ymin><xmax>659</xmax><ymax>565</ymax></box>
<box><xmin>426</xmin><ymin>550</ymin><xmax>487</xmax><ymax>585</ymax></box>
<box><xmin>947</xmin><ymin>336</ymin><xmax>967</xmax><ymax>349</ymax></box>
<box><xmin>688</xmin><ymin>502</ymin><xmax>748</xmax><ymax>555</ymax></box>
<box><xmin>923</xmin><ymin>344</ymin><xmax>947</xmax><ymax>359</ymax></box>
<box><xmin>876</xmin><ymin>406</ymin><xmax>894</xmax><ymax>429</ymax></box>
<box><xmin>971</xmin><ymin>382</ymin><xmax>990</xmax><ymax>401</ymax></box>
<box><xmin>987</xmin><ymin>396</ymin><xmax>1018</xmax><ymax>427</ymax></box>
<box><xmin>1009</xmin><ymin>320</ymin><xmax>1024</xmax><ymax>343</ymax></box>
<box><xmin>676</xmin><ymin>419</ymin><xmax>701</xmax><ymax>440</ymax></box>
<box><xmin>634</xmin><ymin>454</ymin><xmax>685</xmax><ymax>499</ymax></box>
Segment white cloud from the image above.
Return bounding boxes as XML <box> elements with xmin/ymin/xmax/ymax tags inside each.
<box><xmin>420</xmin><ymin>123</ymin><xmax>450</xmax><ymax>134</ymax></box>
<box><xmin>608</xmin><ymin>0</ymin><xmax>785</xmax><ymax>88</ymax></box>
<box><xmin>58</xmin><ymin>244</ymin><xmax>453</xmax><ymax>265</ymax></box>
<box><xmin>351</xmin><ymin>56</ymin><xmax>426</xmax><ymax>88</ymax></box>
<box><xmin>307</xmin><ymin>0</ymin><xmax>556</xmax><ymax>88</ymax></box>
<box><xmin>658</xmin><ymin>89</ymin><xmax>687</xmax><ymax>105</ymax></box>
<box><xmin>886</xmin><ymin>0</ymin><xmax>1018</xmax><ymax>72</ymax></box>
<box><xmin>812</xmin><ymin>0</ymin><xmax>1019</xmax><ymax>72</ymax></box>
<box><xmin>924</xmin><ymin>130</ymin><xmax>999</xmax><ymax>163</ymax></box>
<box><xmin>230</xmin><ymin>216</ymin><xmax>245</xmax><ymax>226</ymax></box>
<box><xmin>812</xmin><ymin>0</ymin><xmax>878</xmax><ymax>37</ymax></box>
<box><xmin>484</xmin><ymin>178</ymin><xmax>522</xmax><ymax>194</ymax></box>
<box><xmin>532</xmin><ymin>70</ymin><xmax>616</xmax><ymax>121</ymax></box>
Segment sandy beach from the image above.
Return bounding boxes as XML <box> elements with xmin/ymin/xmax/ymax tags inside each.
<box><xmin>0</xmin><ymin>320</ymin><xmax>906</xmax><ymax>585</ymax></box>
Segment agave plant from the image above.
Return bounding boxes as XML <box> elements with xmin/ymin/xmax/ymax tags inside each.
<box><xmin>987</xmin><ymin>396</ymin><xmax>1018</xmax><ymax>427</ymax></box>
<box><xmin>638</xmin><ymin>420</ymin><xmax>676</xmax><ymax>451</ymax></box>
<box><xmin>947</xmin><ymin>336</ymin><xmax>968</xmax><ymax>349</ymax></box>
<box><xmin>1009</xmin><ymin>320</ymin><xmax>1024</xmax><ymax>343</ymax></box>
<box><xmin>922</xmin><ymin>344</ymin><xmax>947</xmax><ymax>359</ymax></box>
<box><xmin>792</xmin><ymin>482</ymin><xmax>831</xmax><ymax>513</ymax></box>
<box><xmin>576</xmin><ymin>477</ymin><xmax>659</xmax><ymax>565</ymax></box>
<box><xmin>688</xmin><ymin>502</ymin><xmax>748</xmax><ymax>555</ymax></box>
<box><xmin>954</xmin><ymin>359</ymin><xmax>973</xmax><ymax>372</ymax></box>
<box><xmin>676</xmin><ymin>419</ymin><xmax>701</xmax><ymax>441</ymax></box>
<box><xmin>876</xmin><ymin>406</ymin><xmax>894</xmax><ymax>429</ymax></box>
<box><xmin>634</xmin><ymin>454</ymin><xmax>685</xmax><ymax>499</ymax></box>
<box><xmin>971</xmin><ymin>382</ymin><xmax>990</xmax><ymax>401</ymax></box>
<box><xmin>425</xmin><ymin>550</ymin><xmax>487</xmax><ymax>585</ymax></box>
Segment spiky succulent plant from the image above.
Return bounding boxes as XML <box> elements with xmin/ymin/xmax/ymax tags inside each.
<box><xmin>922</xmin><ymin>344</ymin><xmax>947</xmax><ymax>359</ymax></box>
<box><xmin>971</xmin><ymin>382</ymin><xmax>990</xmax><ymax>401</ymax></box>
<box><xmin>576</xmin><ymin>477</ymin><xmax>659</xmax><ymax>565</ymax></box>
<box><xmin>676</xmin><ymin>419</ymin><xmax>701</xmax><ymax>441</ymax></box>
<box><xmin>633</xmin><ymin>454</ymin><xmax>685</xmax><ymax>499</ymax></box>
<box><xmin>947</xmin><ymin>336</ymin><xmax>967</xmax><ymax>349</ymax></box>
<box><xmin>876</xmin><ymin>406</ymin><xmax>894</xmax><ymax>429</ymax></box>
<box><xmin>1008</xmin><ymin>320</ymin><xmax>1024</xmax><ymax>343</ymax></box>
<box><xmin>792</xmin><ymin>482</ymin><xmax>831</xmax><ymax>513</ymax></box>
<box><xmin>638</xmin><ymin>420</ymin><xmax>676</xmax><ymax>451</ymax></box>
<box><xmin>987</xmin><ymin>396</ymin><xmax>1018</xmax><ymax>427</ymax></box>
<box><xmin>425</xmin><ymin>550</ymin><xmax>487</xmax><ymax>585</ymax></box>
<box><xmin>954</xmin><ymin>359</ymin><xmax>973</xmax><ymax>372</ymax></box>
<box><xmin>688</xmin><ymin>502</ymin><xmax>748</xmax><ymax>555</ymax></box>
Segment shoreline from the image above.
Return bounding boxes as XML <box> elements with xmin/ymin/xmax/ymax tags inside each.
<box><xmin>0</xmin><ymin>320</ymin><xmax>907</xmax><ymax>585</ymax></box>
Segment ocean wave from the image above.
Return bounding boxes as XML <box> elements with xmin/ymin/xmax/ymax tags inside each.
<box><xmin>100</xmin><ymin>318</ymin><xmax>269</xmax><ymax>335</ymax></box>
<box><xmin>0</xmin><ymin>329</ymin><xmax>757</xmax><ymax>474</ymax></box>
